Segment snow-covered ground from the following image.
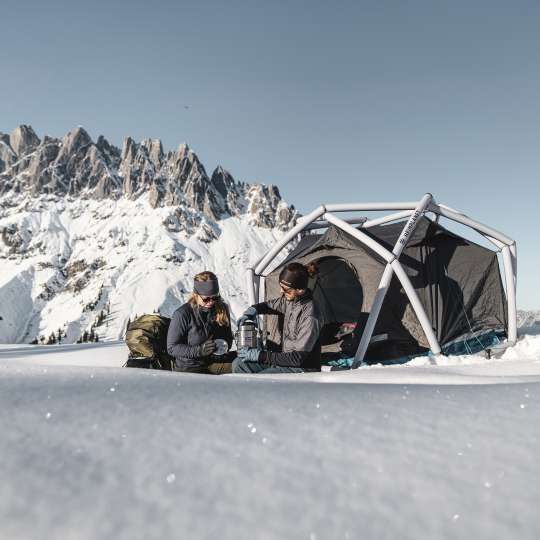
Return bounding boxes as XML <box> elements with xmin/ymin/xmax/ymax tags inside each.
<box><xmin>1</xmin><ymin>332</ymin><xmax>539</xmax><ymax>540</ymax></box>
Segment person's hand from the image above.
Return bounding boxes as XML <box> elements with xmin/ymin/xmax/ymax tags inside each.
<box><xmin>236</xmin><ymin>306</ymin><xmax>257</xmax><ymax>328</ymax></box>
<box><xmin>238</xmin><ymin>348</ymin><xmax>260</xmax><ymax>363</ymax></box>
<box><xmin>199</xmin><ymin>339</ymin><xmax>216</xmax><ymax>357</ymax></box>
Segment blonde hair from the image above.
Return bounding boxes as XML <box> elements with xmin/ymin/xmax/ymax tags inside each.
<box><xmin>188</xmin><ymin>271</ymin><xmax>230</xmax><ymax>327</ymax></box>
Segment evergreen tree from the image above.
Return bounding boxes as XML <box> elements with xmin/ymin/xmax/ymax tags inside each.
<box><xmin>82</xmin><ymin>330</ymin><xmax>89</xmax><ymax>342</ymax></box>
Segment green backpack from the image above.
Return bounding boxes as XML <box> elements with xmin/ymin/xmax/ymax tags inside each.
<box><xmin>124</xmin><ymin>314</ymin><xmax>175</xmax><ymax>370</ymax></box>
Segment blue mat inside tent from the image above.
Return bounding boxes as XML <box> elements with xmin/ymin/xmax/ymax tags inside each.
<box><xmin>325</xmin><ymin>329</ymin><xmax>506</xmax><ymax>370</ymax></box>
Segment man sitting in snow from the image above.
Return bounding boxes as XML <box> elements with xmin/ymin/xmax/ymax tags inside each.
<box><xmin>233</xmin><ymin>262</ymin><xmax>321</xmax><ymax>374</ymax></box>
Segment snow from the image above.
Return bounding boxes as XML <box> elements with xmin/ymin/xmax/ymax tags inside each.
<box><xmin>0</xmin><ymin>195</ymin><xmax>289</xmax><ymax>344</ymax></box>
<box><xmin>0</xmin><ymin>330</ymin><xmax>539</xmax><ymax>539</ymax></box>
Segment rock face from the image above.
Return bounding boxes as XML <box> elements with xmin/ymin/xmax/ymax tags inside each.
<box><xmin>0</xmin><ymin>125</ymin><xmax>296</xmax><ymax>230</ymax></box>
<box><xmin>9</xmin><ymin>125</ymin><xmax>40</xmax><ymax>157</ymax></box>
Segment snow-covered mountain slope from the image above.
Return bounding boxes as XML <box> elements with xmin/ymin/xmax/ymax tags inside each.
<box><xmin>0</xmin><ymin>125</ymin><xmax>297</xmax><ymax>344</ymax></box>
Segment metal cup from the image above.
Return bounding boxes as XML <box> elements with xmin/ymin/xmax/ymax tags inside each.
<box><xmin>213</xmin><ymin>338</ymin><xmax>228</xmax><ymax>356</ymax></box>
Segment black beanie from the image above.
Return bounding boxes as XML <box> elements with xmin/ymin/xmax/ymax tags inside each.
<box><xmin>193</xmin><ymin>279</ymin><xmax>219</xmax><ymax>296</ymax></box>
<box><xmin>279</xmin><ymin>263</ymin><xmax>308</xmax><ymax>290</ymax></box>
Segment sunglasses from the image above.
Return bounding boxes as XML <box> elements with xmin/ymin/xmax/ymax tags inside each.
<box><xmin>200</xmin><ymin>295</ymin><xmax>220</xmax><ymax>303</ymax></box>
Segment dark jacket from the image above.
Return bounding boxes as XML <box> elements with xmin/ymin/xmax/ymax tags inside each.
<box><xmin>254</xmin><ymin>290</ymin><xmax>321</xmax><ymax>370</ymax></box>
<box><xmin>167</xmin><ymin>302</ymin><xmax>233</xmax><ymax>370</ymax></box>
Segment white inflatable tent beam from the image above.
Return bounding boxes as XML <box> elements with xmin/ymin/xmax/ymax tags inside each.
<box><xmin>304</xmin><ymin>216</ymin><xmax>368</xmax><ymax>231</ymax></box>
<box><xmin>303</xmin><ymin>210</ymin><xmax>418</xmax><ymax>232</ymax></box>
<box><xmin>246</xmin><ymin>194</ymin><xmax>517</xmax><ymax>365</ymax></box>
<box><xmin>342</xmin><ymin>193</ymin><xmax>436</xmax><ymax>366</ymax></box>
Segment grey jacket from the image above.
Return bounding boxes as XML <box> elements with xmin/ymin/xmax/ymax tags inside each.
<box><xmin>254</xmin><ymin>290</ymin><xmax>321</xmax><ymax>370</ymax></box>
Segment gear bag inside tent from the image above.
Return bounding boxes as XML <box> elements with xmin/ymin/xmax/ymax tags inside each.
<box><xmin>245</xmin><ymin>194</ymin><xmax>517</xmax><ymax>368</ymax></box>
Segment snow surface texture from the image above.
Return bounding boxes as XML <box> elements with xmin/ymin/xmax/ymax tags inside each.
<box><xmin>1</xmin><ymin>330</ymin><xmax>539</xmax><ymax>540</ymax></box>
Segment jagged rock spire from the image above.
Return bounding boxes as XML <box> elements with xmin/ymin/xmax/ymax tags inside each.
<box><xmin>9</xmin><ymin>125</ymin><xmax>40</xmax><ymax>157</ymax></box>
<box><xmin>0</xmin><ymin>124</ymin><xmax>297</xmax><ymax>229</ymax></box>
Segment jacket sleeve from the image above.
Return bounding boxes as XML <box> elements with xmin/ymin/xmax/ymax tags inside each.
<box><xmin>253</xmin><ymin>297</ymin><xmax>284</xmax><ymax>315</ymax></box>
<box><xmin>167</xmin><ymin>309</ymin><xmax>201</xmax><ymax>359</ymax></box>
<box><xmin>261</xmin><ymin>311</ymin><xmax>320</xmax><ymax>368</ymax></box>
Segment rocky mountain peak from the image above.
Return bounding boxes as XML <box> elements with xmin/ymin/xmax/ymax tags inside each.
<box><xmin>211</xmin><ymin>166</ymin><xmax>235</xmax><ymax>199</ymax></box>
<box><xmin>9</xmin><ymin>125</ymin><xmax>40</xmax><ymax>157</ymax></box>
<box><xmin>96</xmin><ymin>135</ymin><xmax>115</xmax><ymax>154</ymax></box>
<box><xmin>0</xmin><ymin>124</ymin><xmax>297</xmax><ymax>230</ymax></box>
<box><xmin>96</xmin><ymin>135</ymin><xmax>121</xmax><ymax>167</ymax></box>
<box><xmin>141</xmin><ymin>138</ymin><xmax>164</xmax><ymax>167</ymax></box>
<box><xmin>60</xmin><ymin>126</ymin><xmax>92</xmax><ymax>156</ymax></box>
<box><xmin>0</xmin><ymin>134</ymin><xmax>16</xmax><ymax>174</ymax></box>
<box><xmin>177</xmin><ymin>143</ymin><xmax>190</xmax><ymax>161</ymax></box>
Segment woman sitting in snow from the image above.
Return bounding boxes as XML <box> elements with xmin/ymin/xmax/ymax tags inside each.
<box><xmin>167</xmin><ymin>271</ymin><xmax>234</xmax><ymax>374</ymax></box>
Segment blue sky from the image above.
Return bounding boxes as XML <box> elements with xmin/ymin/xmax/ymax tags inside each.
<box><xmin>1</xmin><ymin>0</ymin><xmax>539</xmax><ymax>308</ymax></box>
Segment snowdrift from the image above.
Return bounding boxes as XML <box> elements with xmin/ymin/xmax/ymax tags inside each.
<box><xmin>0</xmin><ymin>330</ymin><xmax>539</xmax><ymax>539</ymax></box>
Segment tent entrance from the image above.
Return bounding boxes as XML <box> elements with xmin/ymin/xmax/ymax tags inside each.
<box><xmin>312</xmin><ymin>256</ymin><xmax>426</xmax><ymax>363</ymax></box>
<box><xmin>309</xmin><ymin>256</ymin><xmax>364</xmax><ymax>357</ymax></box>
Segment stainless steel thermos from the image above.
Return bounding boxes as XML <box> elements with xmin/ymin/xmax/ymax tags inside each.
<box><xmin>236</xmin><ymin>320</ymin><xmax>259</xmax><ymax>350</ymax></box>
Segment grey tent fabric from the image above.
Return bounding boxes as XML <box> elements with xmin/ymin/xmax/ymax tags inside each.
<box><xmin>264</xmin><ymin>217</ymin><xmax>507</xmax><ymax>361</ymax></box>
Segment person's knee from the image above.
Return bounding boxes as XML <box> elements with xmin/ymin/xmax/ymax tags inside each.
<box><xmin>207</xmin><ymin>362</ymin><xmax>232</xmax><ymax>375</ymax></box>
<box><xmin>232</xmin><ymin>357</ymin><xmax>249</xmax><ymax>373</ymax></box>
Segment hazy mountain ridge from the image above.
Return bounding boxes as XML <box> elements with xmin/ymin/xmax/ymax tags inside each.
<box><xmin>517</xmin><ymin>310</ymin><xmax>540</xmax><ymax>330</ymax></box>
<box><xmin>0</xmin><ymin>125</ymin><xmax>297</xmax><ymax>344</ymax></box>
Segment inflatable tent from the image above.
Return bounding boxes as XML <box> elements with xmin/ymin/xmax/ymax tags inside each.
<box><xmin>246</xmin><ymin>194</ymin><xmax>517</xmax><ymax>366</ymax></box>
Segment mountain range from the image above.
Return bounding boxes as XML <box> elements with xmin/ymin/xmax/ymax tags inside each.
<box><xmin>0</xmin><ymin>125</ymin><xmax>296</xmax><ymax>343</ymax></box>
